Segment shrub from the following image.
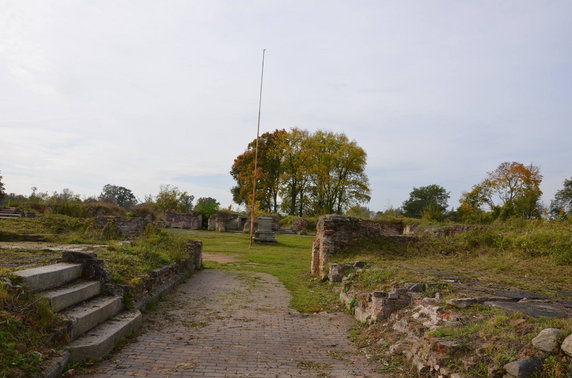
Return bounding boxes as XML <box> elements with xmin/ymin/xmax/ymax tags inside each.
<box><xmin>132</xmin><ymin>203</ymin><xmax>159</xmax><ymax>219</ymax></box>
<box><xmin>84</xmin><ymin>202</ymin><xmax>126</xmax><ymax>217</ymax></box>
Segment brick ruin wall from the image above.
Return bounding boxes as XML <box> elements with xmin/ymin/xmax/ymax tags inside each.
<box><xmin>311</xmin><ymin>215</ymin><xmax>405</xmax><ymax>278</ymax></box>
<box><xmin>164</xmin><ymin>210</ymin><xmax>202</xmax><ymax>230</ymax></box>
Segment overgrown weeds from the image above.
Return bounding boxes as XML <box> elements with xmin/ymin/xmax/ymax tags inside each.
<box><xmin>0</xmin><ymin>277</ymin><xmax>66</xmax><ymax>377</ymax></box>
<box><xmin>414</xmin><ymin>220</ymin><xmax>572</xmax><ymax>264</ymax></box>
<box><xmin>95</xmin><ymin>226</ymin><xmax>193</xmax><ymax>286</ymax></box>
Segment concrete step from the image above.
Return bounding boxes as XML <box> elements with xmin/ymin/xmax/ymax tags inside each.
<box><xmin>68</xmin><ymin>310</ymin><xmax>142</xmax><ymax>362</ymax></box>
<box><xmin>39</xmin><ymin>281</ymin><xmax>102</xmax><ymax>312</ymax></box>
<box><xmin>0</xmin><ymin>213</ymin><xmax>22</xmax><ymax>218</ymax></box>
<box><xmin>63</xmin><ymin>296</ymin><xmax>123</xmax><ymax>340</ymax></box>
<box><xmin>0</xmin><ymin>208</ymin><xmax>19</xmax><ymax>213</ymax></box>
<box><xmin>14</xmin><ymin>263</ymin><xmax>83</xmax><ymax>292</ymax></box>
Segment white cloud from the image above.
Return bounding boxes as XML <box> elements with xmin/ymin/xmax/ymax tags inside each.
<box><xmin>1</xmin><ymin>0</ymin><xmax>570</xmax><ymax>210</ymax></box>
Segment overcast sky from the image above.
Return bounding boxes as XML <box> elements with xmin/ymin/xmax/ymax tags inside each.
<box><xmin>1</xmin><ymin>1</ymin><xmax>571</xmax><ymax>211</ymax></box>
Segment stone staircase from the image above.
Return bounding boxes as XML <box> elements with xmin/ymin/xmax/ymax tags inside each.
<box><xmin>0</xmin><ymin>207</ymin><xmax>22</xmax><ymax>219</ymax></box>
<box><xmin>14</xmin><ymin>262</ymin><xmax>142</xmax><ymax>364</ymax></box>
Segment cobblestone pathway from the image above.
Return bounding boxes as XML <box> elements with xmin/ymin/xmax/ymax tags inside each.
<box><xmin>83</xmin><ymin>270</ymin><xmax>383</xmax><ymax>377</ymax></box>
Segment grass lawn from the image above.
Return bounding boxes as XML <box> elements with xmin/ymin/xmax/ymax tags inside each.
<box><xmin>333</xmin><ymin>248</ymin><xmax>572</xmax><ymax>297</ymax></box>
<box><xmin>172</xmin><ymin>230</ymin><xmax>339</xmax><ymax>313</ymax></box>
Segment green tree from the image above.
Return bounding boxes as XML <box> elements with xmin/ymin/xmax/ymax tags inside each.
<box><xmin>280</xmin><ymin>128</ymin><xmax>312</xmax><ymax>216</ymax></box>
<box><xmin>459</xmin><ymin>162</ymin><xmax>542</xmax><ymax>219</ymax></box>
<box><xmin>154</xmin><ymin>185</ymin><xmax>194</xmax><ymax>213</ymax></box>
<box><xmin>307</xmin><ymin>130</ymin><xmax>371</xmax><ymax>215</ymax></box>
<box><xmin>231</xmin><ymin>129</ymin><xmax>288</xmax><ymax>213</ymax></box>
<box><xmin>48</xmin><ymin>188</ymin><xmax>85</xmax><ymax>217</ymax></box>
<box><xmin>0</xmin><ymin>172</ymin><xmax>5</xmax><ymax>204</ymax></box>
<box><xmin>550</xmin><ymin>177</ymin><xmax>572</xmax><ymax>218</ymax></box>
<box><xmin>194</xmin><ymin>197</ymin><xmax>220</xmax><ymax>219</ymax></box>
<box><xmin>230</xmin><ymin>128</ymin><xmax>371</xmax><ymax>216</ymax></box>
<box><xmin>402</xmin><ymin>184</ymin><xmax>450</xmax><ymax>218</ymax></box>
<box><xmin>99</xmin><ymin>184</ymin><xmax>138</xmax><ymax>209</ymax></box>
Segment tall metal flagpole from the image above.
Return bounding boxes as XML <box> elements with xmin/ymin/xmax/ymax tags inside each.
<box><xmin>249</xmin><ymin>49</ymin><xmax>266</xmax><ymax>248</ymax></box>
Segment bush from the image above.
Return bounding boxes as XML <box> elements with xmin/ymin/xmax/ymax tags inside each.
<box><xmin>84</xmin><ymin>202</ymin><xmax>126</xmax><ymax>217</ymax></box>
<box><xmin>132</xmin><ymin>203</ymin><xmax>159</xmax><ymax>219</ymax></box>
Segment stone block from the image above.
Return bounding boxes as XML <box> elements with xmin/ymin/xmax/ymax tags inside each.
<box><xmin>561</xmin><ymin>333</ymin><xmax>572</xmax><ymax>356</ymax></box>
<box><xmin>254</xmin><ymin>216</ymin><xmax>277</xmax><ymax>243</ymax></box>
<box><xmin>503</xmin><ymin>357</ymin><xmax>542</xmax><ymax>377</ymax></box>
<box><xmin>532</xmin><ymin>328</ymin><xmax>563</xmax><ymax>352</ymax></box>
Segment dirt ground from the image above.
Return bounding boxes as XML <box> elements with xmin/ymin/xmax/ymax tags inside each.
<box><xmin>202</xmin><ymin>252</ymin><xmax>244</xmax><ymax>264</ymax></box>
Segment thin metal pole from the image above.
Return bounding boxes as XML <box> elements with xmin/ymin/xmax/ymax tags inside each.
<box><xmin>249</xmin><ymin>49</ymin><xmax>266</xmax><ymax>248</ymax></box>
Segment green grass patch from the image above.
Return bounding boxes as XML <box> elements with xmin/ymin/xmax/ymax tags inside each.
<box><xmin>332</xmin><ymin>218</ymin><xmax>572</xmax><ymax>375</ymax></box>
<box><xmin>429</xmin><ymin>306</ymin><xmax>572</xmax><ymax>376</ymax></box>
<box><xmin>333</xmin><ymin>219</ymin><xmax>572</xmax><ymax>296</ymax></box>
<box><xmin>176</xmin><ymin>230</ymin><xmax>338</xmax><ymax>313</ymax></box>
<box><xmin>94</xmin><ymin>226</ymin><xmax>194</xmax><ymax>286</ymax></box>
<box><xmin>0</xmin><ymin>214</ymin><xmax>110</xmax><ymax>244</ymax></box>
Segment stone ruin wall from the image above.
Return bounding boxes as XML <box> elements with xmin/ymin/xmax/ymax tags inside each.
<box><xmin>291</xmin><ymin>217</ymin><xmax>308</xmax><ymax>232</ymax></box>
<box><xmin>311</xmin><ymin>216</ymin><xmax>473</xmax><ymax>278</ymax></box>
<box><xmin>311</xmin><ymin>215</ymin><xmax>404</xmax><ymax>278</ymax></box>
<box><xmin>208</xmin><ymin>212</ymin><xmax>247</xmax><ymax>232</ymax></box>
<box><xmin>164</xmin><ymin>210</ymin><xmax>202</xmax><ymax>230</ymax></box>
<box><xmin>94</xmin><ymin>216</ymin><xmax>152</xmax><ymax>239</ymax></box>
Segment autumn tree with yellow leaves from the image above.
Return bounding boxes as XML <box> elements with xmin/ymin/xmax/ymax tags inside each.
<box><xmin>459</xmin><ymin>161</ymin><xmax>542</xmax><ymax>219</ymax></box>
<box><xmin>230</xmin><ymin>128</ymin><xmax>370</xmax><ymax>216</ymax></box>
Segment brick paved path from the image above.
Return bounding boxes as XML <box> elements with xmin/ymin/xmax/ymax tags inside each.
<box><xmin>82</xmin><ymin>270</ymin><xmax>383</xmax><ymax>377</ymax></box>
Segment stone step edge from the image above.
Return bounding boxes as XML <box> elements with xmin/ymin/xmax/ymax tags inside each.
<box><xmin>67</xmin><ymin>310</ymin><xmax>143</xmax><ymax>362</ymax></box>
<box><xmin>39</xmin><ymin>280</ymin><xmax>102</xmax><ymax>312</ymax></box>
<box><xmin>43</xmin><ymin>350</ymin><xmax>70</xmax><ymax>378</ymax></box>
<box><xmin>63</xmin><ymin>296</ymin><xmax>123</xmax><ymax>340</ymax></box>
<box><xmin>14</xmin><ymin>263</ymin><xmax>83</xmax><ymax>293</ymax></box>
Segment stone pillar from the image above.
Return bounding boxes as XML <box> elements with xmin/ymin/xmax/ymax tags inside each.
<box><xmin>186</xmin><ymin>240</ymin><xmax>203</xmax><ymax>270</ymax></box>
<box><xmin>254</xmin><ymin>216</ymin><xmax>277</xmax><ymax>243</ymax></box>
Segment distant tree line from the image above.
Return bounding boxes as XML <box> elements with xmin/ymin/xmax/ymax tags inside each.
<box><xmin>231</xmin><ymin>128</ymin><xmax>371</xmax><ymax>216</ymax></box>
<box><xmin>0</xmin><ymin>178</ymin><xmax>220</xmax><ymax>221</ymax></box>
<box><xmin>344</xmin><ymin>162</ymin><xmax>571</xmax><ymax>223</ymax></box>
<box><xmin>0</xmin><ymin>171</ymin><xmax>5</xmax><ymax>204</ymax></box>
